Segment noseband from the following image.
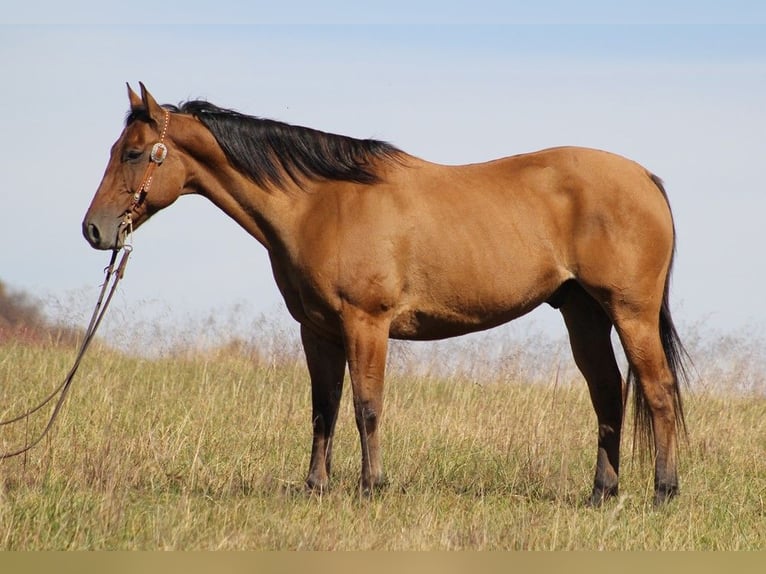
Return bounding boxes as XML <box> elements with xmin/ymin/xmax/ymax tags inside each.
<box><xmin>122</xmin><ymin>108</ymin><xmax>170</xmax><ymax>231</ymax></box>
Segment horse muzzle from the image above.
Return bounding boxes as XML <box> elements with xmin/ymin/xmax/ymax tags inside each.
<box><xmin>82</xmin><ymin>214</ymin><xmax>128</xmax><ymax>250</ymax></box>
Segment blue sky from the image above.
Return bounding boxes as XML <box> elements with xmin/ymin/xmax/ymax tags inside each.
<box><xmin>5</xmin><ymin>2</ymin><xmax>766</xmax><ymax>25</ymax></box>
<box><xmin>2</xmin><ymin>7</ymin><xmax>766</xmax><ymax>346</ymax></box>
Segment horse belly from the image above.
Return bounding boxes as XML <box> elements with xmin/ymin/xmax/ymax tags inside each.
<box><xmin>389</xmin><ymin>258</ymin><xmax>564</xmax><ymax>341</ymax></box>
<box><xmin>389</xmin><ymin>306</ymin><xmax>532</xmax><ymax>341</ymax></box>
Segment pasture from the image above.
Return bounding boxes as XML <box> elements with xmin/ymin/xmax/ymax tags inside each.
<box><xmin>0</xmin><ymin>321</ymin><xmax>765</xmax><ymax>550</ymax></box>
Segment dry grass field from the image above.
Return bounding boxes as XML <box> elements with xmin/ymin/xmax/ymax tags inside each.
<box><xmin>0</xmin><ymin>314</ymin><xmax>765</xmax><ymax>550</ymax></box>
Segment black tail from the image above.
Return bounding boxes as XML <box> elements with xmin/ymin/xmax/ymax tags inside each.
<box><xmin>629</xmin><ymin>174</ymin><xmax>691</xmax><ymax>457</ymax></box>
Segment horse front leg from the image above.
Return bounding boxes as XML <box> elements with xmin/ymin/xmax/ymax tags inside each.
<box><xmin>301</xmin><ymin>325</ymin><xmax>347</xmax><ymax>493</ymax></box>
<box><xmin>341</xmin><ymin>306</ymin><xmax>390</xmax><ymax>495</ymax></box>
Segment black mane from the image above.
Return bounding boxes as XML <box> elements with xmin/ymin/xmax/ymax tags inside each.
<box><xmin>164</xmin><ymin>100</ymin><xmax>401</xmax><ymax>188</ymax></box>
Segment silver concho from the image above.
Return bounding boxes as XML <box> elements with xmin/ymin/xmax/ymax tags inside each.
<box><xmin>150</xmin><ymin>142</ymin><xmax>168</xmax><ymax>164</ymax></box>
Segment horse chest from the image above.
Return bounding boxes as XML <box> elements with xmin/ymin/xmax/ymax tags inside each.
<box><xmin>268</xmin><ymin>255</ymin><xmax>345</xmax><ymax>334</ymax></box>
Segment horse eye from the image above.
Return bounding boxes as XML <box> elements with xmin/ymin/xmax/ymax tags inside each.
<box><xmin>122</xmin><ymin>149</ymin><xmax>143</xmax><ymax>163</ymax></box>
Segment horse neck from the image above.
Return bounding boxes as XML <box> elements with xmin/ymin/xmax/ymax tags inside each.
<box><xmin>197</xmin><ymin>165</ymin><xmax>306</xmax><ymax>252</ymax></box>
<box><xmin>178</xmin><ymin>123</ymin><xmax>307</xmax><ymax>251</ymax></box>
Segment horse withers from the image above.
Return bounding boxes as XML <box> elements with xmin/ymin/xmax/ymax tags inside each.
<box><xmin>83</xmin><ymin>83</ymin><xmax>688</xmax><ymax>506</ymax></box>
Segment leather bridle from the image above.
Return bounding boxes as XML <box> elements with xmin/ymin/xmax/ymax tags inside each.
<box><xmin>122</xmin><ymin>108</ymin><xmax>170</xmax><ymax>235</ymax></box>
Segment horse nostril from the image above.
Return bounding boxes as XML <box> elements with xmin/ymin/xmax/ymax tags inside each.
<box><xmin>87</xmin><ymin>222</ymin><xmax>101</xmax><ymax>246</ymax></box>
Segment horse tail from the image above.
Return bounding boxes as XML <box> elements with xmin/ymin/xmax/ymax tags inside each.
<box><xmin>628</xmin><ymin>173</ymin><xmax>691</xmax><ymax>457</ymax></box>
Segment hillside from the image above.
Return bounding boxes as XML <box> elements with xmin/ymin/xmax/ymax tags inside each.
<box><xmin>0</xmin><ymin>337</ymin><xmax>764</xmax><ymax>549</ymax></box>
<box><xmin>0</xmin><ymin>280</ymin><xmax>80</xmax><ymax>346</ymax></box>
<box><xmin>1</xmin><ymin>279</ymin><xmax>765</xmax><ymax>549</ymax></box>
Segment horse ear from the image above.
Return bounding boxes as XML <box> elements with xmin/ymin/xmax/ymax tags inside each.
<box><xmin>127</xmin><ymin>83</ymin><xmax>143</xmax><ymax>111</ymax></box>
<box><xmin>138</xmin><ymin>82</ymin><xmax>165</xmax><ymax>126</ymax></box>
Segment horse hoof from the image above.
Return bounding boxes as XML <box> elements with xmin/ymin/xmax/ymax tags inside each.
<box><xmin>653</xmin><ymin>484</ymin><xmax>679</xmax><ymax>507</ymax></box>
<box><xmin>305</xmin><ymin>476</ymin><xmax>330</xmax><ymax>495</ymax></box>
<box><xmin>359</xmin><ymin>474</ymin><xmax>389</xmax><ymax>497</ymax></box>
<box><xmin>586</xmin><ymin>486</ymin><xmax>618</xmax><ymax>508</ymax></box>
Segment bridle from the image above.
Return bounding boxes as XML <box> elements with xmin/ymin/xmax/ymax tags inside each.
<box><xmin>121</xmin><ymin>108</ymin><xmax>171</xmax><ymax>238</ymax></box>
<box><xmin>0</xmin><ymin>110</ymin><xmax>171</xmax><ymax>460</ymax></box>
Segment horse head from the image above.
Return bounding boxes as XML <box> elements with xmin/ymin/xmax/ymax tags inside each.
<box><xmin>83</xmin><ymin>83</ymin><xmax>185</xmax><ymax>250</ymax></box>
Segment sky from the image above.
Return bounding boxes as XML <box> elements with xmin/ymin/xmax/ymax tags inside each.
<box><xmin>2</xmin><ymin>4</ymin><xmax>766</xmax><ymax>349</ymax></box>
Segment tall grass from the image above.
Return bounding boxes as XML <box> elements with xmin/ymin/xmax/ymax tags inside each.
<box><xmin>0</xmin><ymin>316</ymin><xmax>765</xmax><ymax>550</ymax></box>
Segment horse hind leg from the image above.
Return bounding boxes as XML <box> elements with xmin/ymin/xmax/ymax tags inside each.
<box><xmin>559</xmin><ymin>283</ymin><xmax>624</xmax><ymax>506</ymax></box>
<box><xmin>612</xmin><ymin>304</ymin><xmax>686</xmax><ymax>506</ymax></box>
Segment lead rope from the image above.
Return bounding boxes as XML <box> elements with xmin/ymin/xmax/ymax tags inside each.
<box><xmin>0</xmin><ymin>229</ymin><xmax>133</xmax><ymax>460</ymax></box>
<box><xmin>0</xmin><ymin>108</ymin><xmax>167</xmax><ymax>460</ymax></box>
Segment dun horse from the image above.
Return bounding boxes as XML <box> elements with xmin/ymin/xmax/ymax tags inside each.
<box><xmin>83</xmin><ymin>84</ymin><xmax>687</xmax><ymax>506</ymax></box>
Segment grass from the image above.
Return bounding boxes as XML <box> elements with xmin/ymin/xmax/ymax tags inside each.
<box><xmin>1</xmin><ymin>326</ymin><xmax>765</xmax><ymax>550</ymax></box>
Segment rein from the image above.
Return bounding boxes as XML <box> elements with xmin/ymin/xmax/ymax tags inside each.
<box><xmin>0</xmin><ymin>246</ymin><xmax>132</xmax><ymax>459</ymax></box>
<box><xmin>0</xmin><ymin>110</ymin><xmax>169</xmax><ymax>460</ymax></box>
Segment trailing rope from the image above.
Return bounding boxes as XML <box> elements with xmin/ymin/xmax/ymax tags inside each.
<box><xmin>0</xmin><ymin>245</ymin><xmax>132</xmax><ymax>459</ymax></box>
<box><xmin>1</xmin><ymin>106</ymin><xmax>169</xmax><ymax>459</ymax></box>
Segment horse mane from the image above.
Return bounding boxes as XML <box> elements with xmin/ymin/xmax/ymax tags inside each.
<box><xmin>153</xmin><ymin>100</ymin><xmax>402</xmax><ymax>189</ymax></box>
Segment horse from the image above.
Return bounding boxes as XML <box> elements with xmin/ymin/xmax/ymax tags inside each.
<box><xmin>83</xmin><ymin>83</ymin><xmax>688</xmax><ymax>506</ymax></box>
